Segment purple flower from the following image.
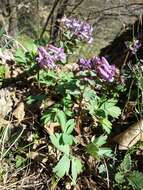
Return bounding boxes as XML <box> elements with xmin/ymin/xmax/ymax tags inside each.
<box><xmin>78</xmin><ymin>22</ymin><xmax>93</xmax><ymax>44</ymax></box>
<box><xmin>47</xmin><ymin>44</ymin><xmax>66</xmax><ymax>62</ymax></box>
<box><xmin>131</xmin><ymin>40</ymin><xmax>141</xmax><ymax>54</ymax></box>
<box><xmin>36</xmin><ymin>45</ymin><xmax>66</xmax><ymax>69</ymax></box>
<box><xmin>77</xmin><ymin>56</ymin><xmax>115</xmax><ymax>82</ymax></box>
<box><xmin>78</xmin><ymin>58</ymin><xmax>92</xmax><ymax>70</ymax></box>
<box><xmin>61</xmin><ymin>16</ymin><xmax>93</xmax><ymax>44</ymax></box>
<box><xmin>91</xmin><ymin>56</ymin><xmax>101</xmax><ymax>65</ymax></box>
<box><xmin>36</xmin><ymin>47</ymin><xmax>56</xmax><ymax>69</ymax></box>
<box><xmin>125</xmin><ymin>39</ymin><xmax>141</xmax><ymax>54</ymax></box>
<box><xmin>96</xmin><ymin>57</ymin><xmax>115</xmax><ymax>82</ymax></box>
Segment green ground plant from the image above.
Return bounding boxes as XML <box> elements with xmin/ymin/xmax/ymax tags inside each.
<box><xmin>0</xmin><ymin>16</ymin><xmax>143</xmax><ymax>190</ymax></box>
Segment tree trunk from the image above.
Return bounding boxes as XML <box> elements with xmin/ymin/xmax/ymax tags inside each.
<box><xmin>8</xmin><ymin>0</ymin><xmax>17</xmax><ymax>37</ymax></box>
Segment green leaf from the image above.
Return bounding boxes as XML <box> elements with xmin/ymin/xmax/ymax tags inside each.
<box><xmin>15</xmin><ymin>155</ymin><xmax>26</xmax><ymax>168</ymax></box>
<box><xmin>139</xmin><ymin>78</ymin><xmax>143</xmax><ymax>91</ymax></box>
<box><xmin>101</xmin><ymin>99</ymin><xmax>121</xmax><ymax>118</ymax></box>
<box><xmin>83</xmin><ymin>87</ymin><xmax>97</xmax><ymax>101</ymax></box>
<box><xmin>23</xmin><ymin>39</ymin><xmax>37</xmax><ymax>53</ymax></box>
<box><xmin>96</xmin><ymin>109</ymin><xmax>106</xmax><ymax>118</ymax></box>
<box><xmin>100</xmin><ymin>118</ymin><xmax>112</xmax><ymax>134</ymax></box>
<box><xmin>120</xmin><ymin>154</ymin><xmax>132</xmax><ymax>172</ymax></box>
<box><xmin>115</xmin><ymin>172</ymin><xmax>125</xmax><ymax>184</ymax></box>
<box><xmin>26</xmin><ymin>95</ymin><xmax>46</xmax><ymax>105</ymax></box>
<box><xmin>38</xmin><ymin>70</ymin><xmax>57</xmax><ymax>86</ymax></box>
<box><xmin>14</xmin><ymin>49</ymin><xmax>26</xmax><ymax>64</ymax></box>
<box><xmin>86</xmin><ymin>135</ymin><xmax>112</xmax><ymax>160</ymax></box>
<box><xmin>62</xmin><ymin>133</ymin><xmax>73</xmax><ymax>145</ymax></box>
<box><xmin>66</xmin><ymin>119</ymin><xmax>75</xmax><ymax>134</ymax></box>
<box><xmin>87</xmin><ymin>144</ymin><xmax>112</xmax><ymax>160</ymax></box>
<box><xmin>128</xmin><ymin>170</ymin><xmax>143</xmax><ymax>189</ymax></box>
<box><xmin>106</xmin><ymin>106</ymin><xmax>121</xmax><ymax>118</ymax></box>
<box><xmin>60</xmin><ymin>41</ymin><xmax>64</xmax><ymax>48</ymax></box>
<box><xmin>57</xmin><ymin>111</ymin><xmax>67</xmax><ymax>132</ymax></box>
<box><xmin>98</xmin><ymin>147</ymin><xmax>112</xmax><ymax>158</ymax></box>
<box><xmin>98</xmin><ymin>164</ymin><xmax>106</xmax><ymax>174</ymax></box>
<box><xmin>41</xmin><ymin>107</ymin><xmax>59</xmax><ymax>124</ymax></box>
<box><xmin>93</xmin><ymin>135</ymin><xmax>107</xmax><ymax>147</ymax></box>
<box><xmin>0</xmin><ymin>27</ymin><xmax>5</xmax><ymax>39</ymax></box>
<box><xmin>50</xmin><ymin>133</ymin><xmax>70</xmax><ymax>155</ymax></box>
<box><xmin>71</xmin><ymin>157</ymin><xmax>83</xmax><ymax>185</ymax></box>
<box><xmin>101</xmin><ymin>98</ymin><xmax>117</xmax><ymax>108</ymax></box>
<box><xmin>53</xmin><ymin>154</ymin><xmax>70</xmax><ymax>178</ymax></box>
<box><xmin>0</xmin><ymin>65</ymin><xmax>5</xmax><ymax>79</ymax></box>
<box><xmin>86</xmin><ymin>142</ymin><xmax>99</xmax><ymax>159</ymax></box>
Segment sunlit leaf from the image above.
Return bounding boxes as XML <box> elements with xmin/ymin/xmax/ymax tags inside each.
<box><xmin>50</xmin><ymin>133</ymin><xmax>70</xmax><ymax>155</ymax></box>
<box><xmin>100</xmin><ymin>118</ymin><xmax>112</xmax><ymax>134</ymax></box>
<box><xmin>15</xmin><ymin>155</ymin><xmax>26</xmax><ymax>168</ymax></box>
<box><xmin>62</xmin><ymin>133</ymin><xmax>73</xmax><ymax>145</ymax></box>
<box><xmin>93</xmin><ymin>135</ymin><xmax>107</xmax><ymax>147</ymax></box>
<box><xmin>53</xmin><ymin>154</ymin><xmax>70</xmax><ymax>178</ymax></box>
<box><xmin>14</xmin><ymin>49</ymin><xmax>26</xmax><ymax>64</ymax></box>
<box><xmin>66</xmin><ymin>119</ymin><xmax>75</xmax><ymax>134</ymax></box>
<box><xmin>71</xmin><ymin>157</ymin><xmax>83</xmax><ymax>185</ymax></box>
<box><xmin>101</xmin><ymin>99</ymin><xmax>121</xmax><ymax>118</ymax></box>
<box><xmin>57</xmin><ymin>111</ymin><xmax>67</xmax><ymax>132</ymax></box>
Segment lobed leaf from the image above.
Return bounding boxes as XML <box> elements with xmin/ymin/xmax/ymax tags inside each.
<box><xmin>71</xmin><ymin>157</ymin><xmax>83</xmax><ymax>185</ymax></box>
<box><xmin>53</xmin><ymin>154</ymin><xmax>70</xmax><ymax>178</ymax></box>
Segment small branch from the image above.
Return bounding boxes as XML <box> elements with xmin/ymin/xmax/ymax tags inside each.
<box><xmin>39</xmin><ymin>0</ymin><xmax>60</xmax><ymax>40</ymax></box>
<box><xmin>75</xmin><ymin>91</ymin><xmax>84</xmax><ymax>135</ymax></box>
<box><xmin>86</xmin><ymin>3</ymin><xmax>143</xmax><ymax>20</ymax></box>
<box><xmin>103</xmin><ymin>158</ymin><xmax>110</xmax><ymax>190</ymax></box>
<box><xmin>50</xmin><ymin>0</ymin><xmax>69</xmax><ymax>43</ymax></box>
<box><xmin>68</xmin><ymin>0</ymin><xmax>85</xmax><ymax>16</ymax></box>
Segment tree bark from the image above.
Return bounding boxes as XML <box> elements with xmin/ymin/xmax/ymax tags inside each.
<box><xmin>8</xmin><ymin>0</ymin><xmax>17</xmax><ymax>37</ymax></box>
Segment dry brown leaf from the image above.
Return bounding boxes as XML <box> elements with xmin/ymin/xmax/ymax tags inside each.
<box><xmin>26</xmin><ymin>151</ymin><xmax>46</xmax><ymax>162</ymax></box>
<box><xmin>11</xmin><ymin>67</ymin><xmax>23</xmax><ymax>78</ymax></box>
<box><xmin>3</xmin><ymin>64</ymin><xmax>11</xmax><ymax>78</ymax></box>
<box><xmin>13</xmin><ymin>102</ymin><xmax>25</xmax><ymax>123</ymax></box>
<box><xmin>26</xmin><ymin>151</ymin><xmax>39</xmax><ymax>160</ymax></box>
<box><xmin>42</xmin><ymin>157</ymin><xmax>48</xmax><ymax>164</ymax></box>
<box><xmin>43</xmin><ymin>122</ymin><xmax>59</xmax><ymax>134</ymax></box>
<box><xmin>0</xmin><ymin>118</ymin><xmax>11</xmax><ymax>130</ymax></box>
<box><xmin>62</xmin><ymin>62</ymin><xmax>79</xmax><ymax>72</ymax></box>
<box><xmin>41</xmin><ymin>99</ymin><xmax>55</xmax><ymax>109</ymax></box>
<box><xmin>114</xmin><ymin>119</ymin><xmax>143</xmax><ymax>150</ymax></box>
<box><xmin>0</xmin><ymin>88</ymin><xmax>13</xmax><ymax>118</ymax></box>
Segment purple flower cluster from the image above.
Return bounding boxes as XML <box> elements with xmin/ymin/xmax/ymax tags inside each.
<box><xmin>94</xmin><ymin>57</ymin><xmax>115</xmax><ymax>82</ymax></box>
<box><xmin>125</xmin><ymin>39</ymin><xmax>141</xmax><ymax>54</ymax></box>
<box><xmin>78</xmin><ymin>58</ymin><xmax>93</xmax><ymax>70</ymax></box>
<box><xmin>61</xmin><ymin>16</ymin><xmax>93</xmax><ymax>44</ymax></box>
<box><xmin>36</xmin><ymin>45</ymin><xmax>66</xmax><ymax>69</ymax></box>
<box><xmin>78</xmin><ymin>56</ymin><xmax>115</xmax><ymax>82</ymax></box>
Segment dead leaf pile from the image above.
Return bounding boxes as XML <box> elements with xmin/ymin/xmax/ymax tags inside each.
<box><xmin>114</xmin><ymin>119</ymin><xmax>143</xmax><ymax>150</ymax></box>
<box><xmin>13</xmin><ymin>102</ymin><xmax>25</xmax><ymax>123</ymax></box>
